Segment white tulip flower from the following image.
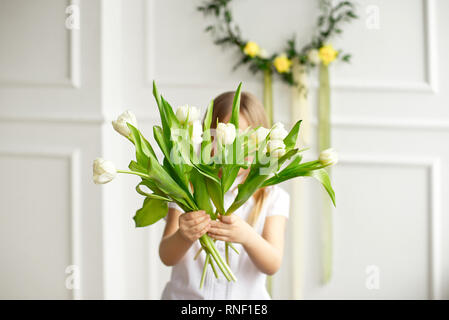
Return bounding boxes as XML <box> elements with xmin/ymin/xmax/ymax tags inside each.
<box><xmin>191</xmin><ymin>120</ymin><xmax>203</xmax><ymax>145</ymax></box>
<box><xmin>216</xmin><ymin>122</ymin><xmax>236</xmax><ymax>145</ymax></box>
<box><xmin>93</xmin><ymin>157</ymin><xmax>117</xmax><ymax>184</ymax></box>
<box><xmin>267</xmin><ymin>139</ymin><xmax>286</xmax><ymax>158</ymax></box>
<box><xmin>319</xmin><ymin>148</ymin><xmax>338</xmax><ymax>166</ymax></box>
<box><xmin>176</xmin><ymin>105</ymin><xmax>189</xmax><ymax>123</ymax></box>
<box><xmin>307</xmin><ymin>49</ymin><xmax>321</xmax><ymax>65</ymax></box>
<box><xmin>252</xmin><ymin>127</ymin><xmax>270</xmax><ymax>145</ymax></box>
<box><xmin>176</xmin><ymin>105</ymin><xmax>200</xmax><ymax>124</ymax></box>
<box><xmin>112</xmin><ymin>110</ymin><xmax>138</xmax><ymax>139</ymax></box>
<box><xmin>270</xmin><ymin>122</ymin><xmax>288</xmax><ymax>141</ymax></box>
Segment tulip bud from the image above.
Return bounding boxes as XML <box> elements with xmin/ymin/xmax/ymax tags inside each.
<box><xmin>270</xmin><ymin>122</ymin><xmax>288</xmax><ymax>141</ymax></box>
<box><xmin>267</xmin><ymin>139</ymin><xmax>286</xmax><ymax>158</ymax></box>
<box><xmin>216</xmin><ymin>122</ymin><xmax>236</xmax><ymax>145</ymax></box>
<box><xmin>191</xmin><ymin>120</ymin><xmax>203</xmax><ymax>145</ymax></box>
<box><xmin>252</xmin><ymin>127</ymin><xmax>270</xmax><ymax>145</ymax></box>
<box><xmin>319</xmin><ymin>148</ymin><xmax>338</xmax><ymax>166</ymax></box>
<box><xmin>176</xmin><ymin>105</ymin><xmax>200</xmax><ymax>124</ymax></box>
<box><xmin>93</xmin><ymin>158</ymin><xmax>117</xmax><ymax>184</ymax></box>
<box><xmin>112</xmin><ymin>110</ymin><xmax>138</xmax><ymax>138</ymax></box>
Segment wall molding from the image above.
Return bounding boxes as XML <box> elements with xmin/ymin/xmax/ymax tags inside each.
<box><xmin>338</xmin><ymin>154</ymin><xmax>442</xmax><ymax>300</ymax></box>
<box><xmin>3</xmin><ymin>114</ymin><xmax>449</xmax><ymax>133</ymax></box>
<box><xmin>144</xmin><ymin>0</ymin><xmax>438</xmax><ymax>94</ymax></box>
<box><xmin>0</xmin><ymin>145</ymin><xmax>82</xmax><ymax>299</ymax></box>
<box><xmin>311</xmin><ymin>116</ymin><xmax>449</xmax><ymax>131</ymax></box>
<box><xmin>0</xmin><ymin>0</ymin><xmax>81</xmax><ymax>88</ymax></box>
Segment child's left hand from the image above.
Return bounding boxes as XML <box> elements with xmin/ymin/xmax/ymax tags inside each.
<box><xmin>207</xmin><ymin>214</ymin><xmax>255</xmax><ymax>245</ymax></box>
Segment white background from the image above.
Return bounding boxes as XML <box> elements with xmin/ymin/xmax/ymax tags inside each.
<box><xmin>0</xmin><ymin>0</ymin><xmax>448</xmax><ymax>299</ymax></box>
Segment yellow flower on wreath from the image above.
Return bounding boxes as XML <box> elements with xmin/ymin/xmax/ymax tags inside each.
<box><xmin>273</xmin><ymin>54</ymin><xmax>292</xmax><ymax>73</ymax></box>
<box><xmin>318</xmin><ymin>44</ymin><xmax>339</xmax><ymax>66</ymax></box>
<box><xmin>243</xmin><ymin>41</ymin><xmax>261</xmax><ymax>58</ymax></box>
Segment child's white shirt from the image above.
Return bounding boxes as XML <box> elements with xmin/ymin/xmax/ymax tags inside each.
<box><xmin>160</xmin><ymin>174</ymin><xmax>290</xmax><ymax>300</ymax></box>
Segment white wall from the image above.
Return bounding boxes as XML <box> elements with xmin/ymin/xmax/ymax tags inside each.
<box><xmin>1</xmin><ymin>0</ymin><xmax>448</xmax><ymax>299</ymax></box>
<box><xmin>0</xmin><ymin>0</ymin><xmax>104</xmax><ymax>299</ymax></box>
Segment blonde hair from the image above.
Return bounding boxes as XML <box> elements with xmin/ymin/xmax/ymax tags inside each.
<box><xmin>206</xmin><ymin>91</ymin><xmax>269</xmax><ymax>226</ymax></box>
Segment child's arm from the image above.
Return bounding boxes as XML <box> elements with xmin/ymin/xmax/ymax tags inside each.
<box><xmin>208</xmin><ymin>214</ymin><xmax>287</xmax><ymax>275</ymax></box>
<box><xmin>159</xmin><ymin>208</ymin><xmax>211</xmax><ymax>266</ymax></box>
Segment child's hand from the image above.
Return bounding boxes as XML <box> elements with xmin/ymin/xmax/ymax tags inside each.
<box><xmin>178</xmin><ymin>210</ymin><xmax>211</xmax><ymax>243</ymax></box>
<box><xmin>208</xmin><ymin>214</ymin><xmax>254</xmax><ymax>245</ymax></box>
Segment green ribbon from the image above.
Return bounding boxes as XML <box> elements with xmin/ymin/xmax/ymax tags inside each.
<box><xmin>318</xmin><ymin>64</ymin><xmax>332</xmax><ymax>284</ymax></box>
<box><xmin>290</xmin><ymin>59</ymin><xmax>308</xmax><ymax>298</ymax></box>
<box><xmin>263</xmin><ymin>68</ymin><xmax>274</xmax><ymax>296</ymax></box>
<box><xmin>263</xmin><ymin>68</ymin><xmax>273</xmax><ymax>126</ymax></box>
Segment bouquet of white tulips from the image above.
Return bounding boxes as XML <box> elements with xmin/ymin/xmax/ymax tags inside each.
<box><xmin>93</xmin><ymin>81</ymin><xmax>337</xmax><ymax>288</ymax></box>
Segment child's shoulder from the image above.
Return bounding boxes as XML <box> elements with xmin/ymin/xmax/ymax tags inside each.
<box><xmin>266</xmin><ymin>184</ymin><xmax>290</xmax><ymax>202</ymax></box>
<box><xmin>264</xmin><ymin>185</ymin><xmax>290</xmax><ymax>219</ymax></box>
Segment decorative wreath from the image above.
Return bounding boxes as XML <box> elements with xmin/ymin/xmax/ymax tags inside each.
<box><xmin>198</xmin><ymin>0</ymin><xmax>358</xmax><ymax>286</ymax></box>
<box><xmin>198</xmin><ymin>0</ymin><xmax>358</xmax><ymax>86</ymax></box>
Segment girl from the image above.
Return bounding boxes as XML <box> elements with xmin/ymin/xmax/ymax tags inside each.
<box><xmin>159</xmin><ymin>91</ymin><xmax>290</xmax><ymax>300</ymax></box>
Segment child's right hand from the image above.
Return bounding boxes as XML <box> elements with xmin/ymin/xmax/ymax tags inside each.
<box><xmin>178</xmin><ymin>210</ymin><xmax>211</xmax><ymax>243</ymax></box>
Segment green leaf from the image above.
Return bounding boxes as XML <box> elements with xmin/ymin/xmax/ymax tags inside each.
<box><xmin>127</xmin><ymin>123</ymin><xmax>149</xmax><ymax>168</ymax></box>
<box><xmin>262</xmin><ymin>160</ymin><xmax>319</xmax><ymax>187</ymax></box>
<box><xmin>137</xmin><ymin>178</ymin><xmax>165</xmax><ymax>197</ymax></box>
<box><xmin>140</xmin><ymin>134</ymin><xmax>157</xmax><ymax>159</ymax></box>
<box><xmin>221</xmin><ymin>165</ymin><xmax>240</xmax><ymax>193</ymax></box>
<box><xmin>284</xmin><ymin>120</ymin><xmax>302</xmax><ymax>150</ymax></box>
<box><xmin>135</xmin><ymin>182</ymin><xmax>171</xmax><ymax>201</ymax></box>
<box><xmin>226</xmin><ymin>148</ymin><xmax>298</xmax><ymax>214</ymax></box>
<box><xmin>152</xmin><ymin>81</ymin><xmax>162</xmax><ymax>111</ymax></box>
<box><xmin>153</xmin><ymin>82</ymin><xmax>179</xmax><ymax>146</ymax></box>
<box><xmin>226</xmin><ymin>172</ymin><xmax>266</xmax><ymax>215</ymax></box>
<box><xmin>203</xmin><ymin>100</ymin><xmax>214</xmax><ymax>132</ymax></box>
<box><xmin>192</xmin><ymin>163</ymin><xmax>220</xmax><ymax>184</ymax></box>
<box><xmin>201</xmin><ymin>100</ymin><xmax>214</xmax><ymax>164</ymax></box>
<box><xmin>133</xmin><ymin>197</ymin><xmax>168</xmax><ymax>227</ymax></box>
<box><xmin>262</xmin><ymin>165</ymin><xmax>335</xmax><ymax>207</ymax></box>
<box><xmin>229</xmin><ymin>82</ymin><xmax>242</xmax><ymax>129</ymax></box>
<box><xmin>191</xmin><ymin>170</ymin><xmax>214</xmax><ymax>216</ymax></box>
<box><xmin>146</xmin><ymin>155</ymin><xmax>196</xmax><ymax>210</ymax></box>
<box><xmin>306</xmin><ymin>169</ymin><xmax>336</xmax><ymax>207</ymax></box>
<box><xmin>127</xmin><ymin>122</ymin><xmax>157</xmax><ymax>161</ymax></box>
<box><xmin>161</xmin><ymin>96</ymin><xmax>180</xmax><ymax>129</ymax></box>
<box><xmin>153</xmin><ymin>126</ymin><xmax>170</xmax><ymax>160</ymax></box>
<box><xmin>129</xmin><ymin>160</ymin><xmax>147</xmax><ymax>174</ymax></box>
<box><xmin>205</xmin><ymin>178</ymin><xmax>225</xmax><ymax>214</ymax></box>
<box><xmin>154</xmin><ymin>125</ymin><xmax>191</xmax><ymax>190</ymax></box>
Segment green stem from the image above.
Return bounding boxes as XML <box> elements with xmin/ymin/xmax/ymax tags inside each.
<box><xmin>228</xmin><ymin>242</ymin><xmax>239</xmax><ymax>255</ymax></box>
<box><xmin>209</xmin><ymin>256</ymin><xmax>219</xmax><ymax>279</ymax></box>
<box><xmin>116</xmin><ymin>169</ymin><xmax>150</xmax><ymax>180</ymax></box>
<box><xmin>199</xmin><ymin>253</ymin><xmax>210</xmax><ymax>289</ymax></box>
<box><xmin>200</xmin><ymin>235</ymin><xmax>232</xmax><ymax>282</ymax></box>
<box><xmin>203</xmin><ymin>235</ymin><xmax>237</xmax><ymax>282</ymax></box>
<box><xmin>193</xmin><ymin>246</ymin><xmax>203</xmax><ymax>260</ymax></box>
<box><xmin>214</xmin><ymin>245</ymin><xmax>237</xmax><ymax>282</ymax></box>
<box><xmin>263</xmin><ymin>68</ymin><xmax>273</xmax><ymax>126</ymax></box>
<box><xmin>225</xmin><ymin>242</ymin><xmax>229</xmax><ymax>265</ymax></box>
<box><xmin>266</xmin><ymin>275</ymin><xmax>273</xmax><ymax>298</ymax></box>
